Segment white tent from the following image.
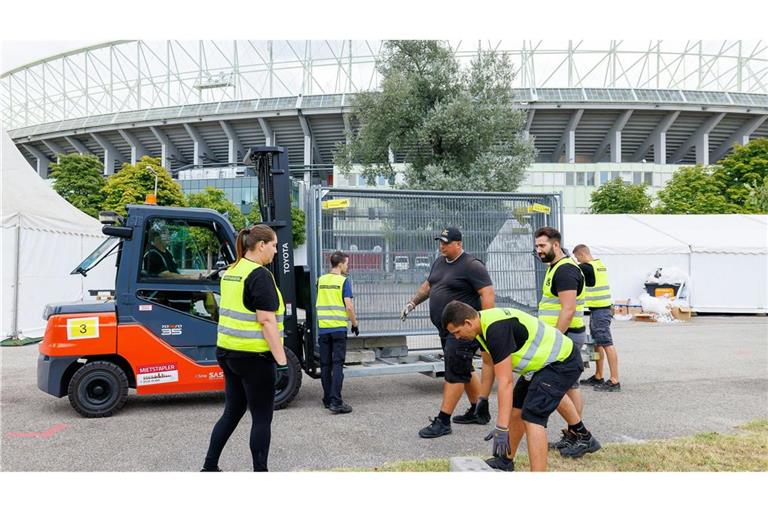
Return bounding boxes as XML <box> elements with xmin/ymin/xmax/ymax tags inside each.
<box><xmin>2</xmin><ymin>129</ymin><xmax>116</xmax><ymax>339</ymax></box>
<box><xmin>563</xmin><ymin>214</ymin><xmax>768</xmax><ymax>314</ymax></box>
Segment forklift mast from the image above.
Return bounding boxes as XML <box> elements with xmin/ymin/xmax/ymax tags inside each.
<box><xmin>245</xmin><ymin>147</ymin><xmax>300</xmax><ymax>358</ymax></box>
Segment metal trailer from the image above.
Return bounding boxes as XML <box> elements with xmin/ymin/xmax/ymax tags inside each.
<box><xmin>302</xmin><ymin>186</ymin><xmax>568</xmax><ymax>379</ymax></box>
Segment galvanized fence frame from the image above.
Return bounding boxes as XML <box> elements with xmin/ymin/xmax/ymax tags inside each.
<box><xmin>306</xmin><ymin>186</ymin><xmax>562</xmax><ymax>349</ymax></box>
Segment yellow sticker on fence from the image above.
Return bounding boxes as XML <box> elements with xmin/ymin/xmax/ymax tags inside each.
<box><xmin>528</xmin><ymin>203</ymin><xmax>551</xmax><ymax>214</ymax></box>
<box><xmin>66</xmin><ymin>317</ymin><xmax>100</xmax><ymax>340</ymax></box>
<box><xmin>322</xmin><ymin>198</ymin><xmax>350</xmax><ymax>210</ymax></box>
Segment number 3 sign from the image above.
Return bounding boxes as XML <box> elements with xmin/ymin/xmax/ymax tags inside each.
<box><xmin>66</xmin><ymin>317</ymin><xmax>100</xmax><ymax>340</ymax></box>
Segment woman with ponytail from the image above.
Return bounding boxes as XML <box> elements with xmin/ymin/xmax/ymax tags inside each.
<box><xmin>202</xmin><ymin>224</ymin><xmax>288</xmax><ymax>472</ymax></box>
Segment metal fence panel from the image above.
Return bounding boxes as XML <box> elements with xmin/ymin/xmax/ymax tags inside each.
<box><xmin>307</xmin><ymin>187</ymin><xmax>562</xmax><ymax>349</ymax></box>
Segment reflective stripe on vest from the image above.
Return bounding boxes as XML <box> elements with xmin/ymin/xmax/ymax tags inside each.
<box><xmin>217</xmin><ymin>258</ymin><xmax>285</xmax><ymax>353</ymax></box>
<box><xmin>537</xmin><ymin>257</ymin><xmax>586</xmax><ymax>329</ymax></box>
<box><xmin>475</xmin><ymin>308</ymin><xmax>573</xmax><ymax>375</ymax></box>
<box><xmin>585</xmin><ymin>259</ymin><xmax>613</xmax><ymax>308</ymax></box>
<box><xmin>316</xmin><ymin>273</ymin><xmax>349</xmax><ymax>328</ymax></box>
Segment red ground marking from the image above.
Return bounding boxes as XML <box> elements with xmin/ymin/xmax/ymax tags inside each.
<box><xmin>5</xmin><ymin>423</ymin><xmax>68</xmax><ymax>439</ymax></box>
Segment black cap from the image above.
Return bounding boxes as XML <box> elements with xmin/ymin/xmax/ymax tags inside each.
<box><xmin>435</xmin><ymin>227</ymin><xmax>462</xmax><ymax>243</ymax></box>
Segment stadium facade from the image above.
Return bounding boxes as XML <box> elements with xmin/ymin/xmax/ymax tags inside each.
<box><xmin>2</xmin><ymin>40</ymin><xmax>767</xmax><ymax>213</ymax></box>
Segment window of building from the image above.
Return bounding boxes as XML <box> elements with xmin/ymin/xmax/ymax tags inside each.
<box><xmin>576</xmin><ymin>172</ymin><xmax>585</xmax><ymax>186</ymax></box>
<box><xmin>644</xmin><ymin>172</ymin><xmax>653</xmax><ymax>186</ymax></box>
<box><xmin>600</xmin><ymin>171</ymin><xmax>610</xmax><ymax>184</ymax></box>
<box><xmin>566</xmin><ymin>173</ymin><xmax>575</xmax><ymax>186</ymax></box>
<box><xmin>586</xmin><ymin>172</ymin><xmax>596</xmax><ymax>186</ymax></box>
<box><xmin>633</xmin><ymin>172</ymin><xmax>642</xmax><ymax>185</ymax></box>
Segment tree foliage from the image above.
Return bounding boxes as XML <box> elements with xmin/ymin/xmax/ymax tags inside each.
<box><xmin>334</xmin><ymin>40</ymin><xmax>535</xmax><ymax>192</ymax></box>
<box><xmin>655</xmin><ymin>165</ymin><xmax>736</xmax><ymax>214</ymax></box>
<box><xmin>712</xmin><ymin>138</ymin><xmax>768</xmax><ymax>212</ymax></box>
<box><xmin>101</xmin><ymin>156</ymin><xmax>186</xmax><ymax>216</ymax></box>
<box><xmin>49</xmin><ymin>153</ymin><xmax>106</xmax><ymax>218</ymax></box>
<box><xmin>246</xmin><ymin>205</ymin><xmax>307</xmax><ymax>247</ymax></box>
<box><xmin>744</xmin><ymin>175</ymin><xmax>768</xmax><ymax>213</ymax></box>
<box><xmin>589</xmin><ymin>178</ymin><xmax>652</xmax><ymax>214</ymax></box>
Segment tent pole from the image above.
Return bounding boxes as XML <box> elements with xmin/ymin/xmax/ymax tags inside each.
<box><xmin>11</xmin><ymin>224</ymin><xmax>21</xmax><ymax>338</ymax></box>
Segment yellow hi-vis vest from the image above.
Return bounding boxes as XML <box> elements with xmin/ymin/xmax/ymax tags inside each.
<box><xmin>316</xmin><ymin>273</ymin><xmax>349</xmax><ymax>329</ymax></box>
<box><xmin>476</xmin><ymin>307</ymin><xmax>573</xmax><ymax>375</ymax></box>
<box><xmin>217</xmin><ymin>258</ymin><xmax>285</xmax><ymax>352</ymax></box>
<box><xmin>538</xmin><ymin>257</ymin><xmax>586</xmax><ymax>330</ymax></box>
<box><xmin>585</xmin><ymin>259</ymin><xmax>613</xmax><ymax>308</ymax></box>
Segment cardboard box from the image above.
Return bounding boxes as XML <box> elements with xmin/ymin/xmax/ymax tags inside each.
<box><xmin>671</xmin><ymin>306</ymin><xmax>692</xmax><ymax>321</ymax></box>
<box><xmin>632</xmin><ymin>313</ymin><xmax>656</xmax><ymax>323</ymax></box>
<box><xmin>613</xmin><ymin>300</ymin><xmax>643</xmax><ymax>316</ymax></box>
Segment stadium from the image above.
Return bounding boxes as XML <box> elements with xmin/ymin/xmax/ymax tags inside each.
<box><xmin>2</xmin><ymin>40</ymin><xmax>767</xmax><ymax>212</ymax></box>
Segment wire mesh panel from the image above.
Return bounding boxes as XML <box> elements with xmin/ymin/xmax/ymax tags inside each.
<box><xmin>307</xmin><ymin>187</ymin><xmax>562</xmax><ymax>346</ymax></box>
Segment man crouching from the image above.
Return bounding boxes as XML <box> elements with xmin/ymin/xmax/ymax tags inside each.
<box><xmin>442</xmin><ymin>300</ymin><xmax>600</xmax><ymax>471</ymax></box>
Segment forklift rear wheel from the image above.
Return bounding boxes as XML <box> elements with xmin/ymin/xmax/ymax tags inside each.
<box><xmin>274</xmin><ymin>347</ymin><xmax>302</xmax><ymax>410</ymax></box>
<box><xmin>68</xmin><ymin>361</ymin><xmax>129</xmax><ymax>418</ymax></box>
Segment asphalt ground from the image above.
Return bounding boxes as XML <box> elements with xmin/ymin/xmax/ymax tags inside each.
<box><xmin>1</xmin><ymin>316</ymin><xmax>766</xmax><ymax>472</ymax></box>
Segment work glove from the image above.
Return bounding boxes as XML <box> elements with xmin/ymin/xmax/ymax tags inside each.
<box><xmin>484</xmin><ymin>426</ymin><xmax>511</xmax><ymax>459</ymax></box>
<box><xmin>275</xmin><ymin>364</ymin><xmax>290</xmax><ymax>388</ymax></box>
<box><xmin>351</xmin><ymin>324</ymin><xmax>360</xmax><ymax>336</ymax></box>
<box><xmin>400</xmin><ymin>301</ymin><xmax>416</xmax><ymax>321</ymax></box>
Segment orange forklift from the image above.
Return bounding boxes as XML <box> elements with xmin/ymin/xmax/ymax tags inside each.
<box><xmin>38</xmin><ymin>147</ymin><xmax>309</xmax><ymax>417</ymax></box>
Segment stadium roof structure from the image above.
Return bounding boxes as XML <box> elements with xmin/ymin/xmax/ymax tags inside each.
<box><xmin>3</xmin><ymin>40</ymin><xmax>767</xmax><ymax>175</ymax></box>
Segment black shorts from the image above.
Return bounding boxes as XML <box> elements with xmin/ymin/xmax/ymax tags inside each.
<box><xmin>512</xmin><ymin>347</ymin><xmax>583</xmax><ymax>427</ymax></box>
<box><xmin>589</xmin><ymin>308</ymin><xmax>614</xmax><ymax>346</ymax></box>
<box><xmin>440</xmin><ymin>333</ymin><xmax>480</xmax><ymax>384</ymax></box>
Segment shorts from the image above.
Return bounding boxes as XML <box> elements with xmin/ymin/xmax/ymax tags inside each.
<box><xmin>565</xmin><ymin>330</ymin><xmax>586</xmax><ymax>389</ymax></box>
<box><xmin>512</xmin><ymin>347</ymin><xmax>583</xmax><ymax>427</ymax></box>
<box><xmin>440</xmin><ymin>333</ymin><xmax>480</xmax><ymax>384</ymax></box>
<box><xmin>589</xmin><ymin>308</ymin><xmax>614</xmax><ymax>346</ymax></box>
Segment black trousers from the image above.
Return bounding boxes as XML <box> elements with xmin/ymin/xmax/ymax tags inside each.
<box><xmin>204</xmin><ymin>349</ymin><xmax>276</xmax><ymax>471</ymax></box>
<box><xmin>318</xmin><ymin>330</ymin><xmax>347</xmax><ymax>406</ymax></box>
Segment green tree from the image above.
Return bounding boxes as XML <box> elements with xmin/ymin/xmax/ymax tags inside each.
<box><xmin>334</xmin><ymin>40</ymin><xmax>535</xmax><ymax>192</ymax></box>
<box><xmin>187</xmin><ymin>187</ymin><xmax>247</xmax><ymax>266</ymax></box>
<box><xmin>589</xmin><ymin>178</ymin><xmax>652</xmax><ymax>214</ymax></box>
<box><xmin>656</xmin><ymin>165</ymin><xmax>736</xmax><ymax>214</ymax></box>
<box><xmin>101</xmin><ymin>156</ymin><xmax>186</xmax><ymax>216</ymax></box>
<box><xmin>246</xmin><ymin>205</ymin><xmax>307</xmax><ymax>247</ymax></box>
<box><xmin>49</xmin><ymin>153</ymin><xmax>106</xmax><ymax>218</ymax></box>
<box><xmin>744</xmin><ymin>175</ymin><xmax>768</xmax><ymax>213</ymax></box>
<box><xmin>713</xmin><ymin>138</ymin><xmax>768</xmax><ymax>211</ymax></box>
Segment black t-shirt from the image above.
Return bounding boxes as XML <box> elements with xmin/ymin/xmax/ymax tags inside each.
<box><xmin>482</xmin><ymin>317</ymin><xmax>530</xmax><ymax>364</ymax></box>
<box><xmin>427</xmin><ymin>252</ymin><xmax>492</xmax><ymax>335</ymax></box>
<box><xmin>242</xmin><ymin>266</ymin><xmax>280</xmax><ymax>313</ymax></box>
<box><xmin>143</xmin><ymin>247</ymin><xmax>179</xmax><ymax>275</ymax></box>
<box><xmin>578</xmin><ymin>263</ymin><xmax>596</xmax><ymax>287</ymax></box>
<box><xmin>548</xmin><ymin>259</ymin><xmax>586</xmax><ymax>333</ymax></box>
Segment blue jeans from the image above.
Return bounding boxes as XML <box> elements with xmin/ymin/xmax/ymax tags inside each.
<box><xmin>319</xmin><ymin>331</ymin><xmax>347</xmax><ymax>406</ymax></box>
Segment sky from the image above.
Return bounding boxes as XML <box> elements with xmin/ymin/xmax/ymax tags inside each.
<box><xmin>1</xmin><ymin>41</ymin><xmax>102</xmax><ymax>74</ymax></box>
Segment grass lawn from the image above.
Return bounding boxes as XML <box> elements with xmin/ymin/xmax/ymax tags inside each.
<box><xmin>341</xmin><ymin>419</ymin><xmax>768</xmax><ymax>472</ymax></box>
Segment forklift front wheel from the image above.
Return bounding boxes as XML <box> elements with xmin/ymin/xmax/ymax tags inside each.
<box><xmin>274</xmin><ymin>347</ymin><xmax>302</xmax><ymax>410</ymax></box>
<box><xmin>68</xmin><ymin>361</ymin><xmax>129</xmax><ymax>418</ymax></box>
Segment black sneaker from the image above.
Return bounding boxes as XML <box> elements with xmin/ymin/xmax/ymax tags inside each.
<box><xmin>322</xmin><ymin>400</ymin><xmax>330</xmax><ymax>409</ymax></box>
<box><xmin>580</xmin><ymin>375</ymin><xmax>604</xmax><ymax>386</ymax></box>
<box><xmin>452</xmin><ymin>406</ymin><xmax>485</xmax><ymax>425</ymax></box>
<box><xmin>329</xmin><ymin>402</ymin><xmax>353</xmax><ymax>414</ymax></box>
<box><xmin>485</xmin><ymin>456</ymin><xmax>515</xmax><ymax>471</ymax></box>
<box><xmin>548</xmin><ymin>429</ymin><xmax>576</xmax><ymax>451</ymax></box>
<box><xmin>476</xmin><ymin>399</ymin><xmax>491</xmax><ymax>425</ymax></box>
<box><xmin>560</xmin><ymin>433</ymin><xmax>602</xmax><ymax>458</ymax></box>
<box><xmin>594</xmin><ymin>381</ymin><xmax>621</xmax><ymax>392</ymax></box>
<box><xmin>200</xmin><ymin>467</ymin><xmax>222</xmax><ymax>472</ymax></box>
<box><xmin>418</xmin><ymin>417</ymin><xmax>452</xmax><ymax>438</ymax></box>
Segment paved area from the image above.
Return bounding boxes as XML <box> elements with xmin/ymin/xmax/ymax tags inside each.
<box><xmin>1</xmin><ymin>316</ymin><xmax>767</xmax><ymax>471</ymax></box>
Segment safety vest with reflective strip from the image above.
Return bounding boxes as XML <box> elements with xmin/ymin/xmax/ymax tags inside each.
<box><xmin>538</xmin><ymin>257</ymin><xmax>586</xmax><ymax>330</ymax></box>
<box><xmin>316</xmin><ymin>273</ymin><xmax>349</xmax><ymax>329</ymax></box>
<box><xmin>585</xmin><ymin>259</ymin><xmax>612</xmax><ymax>308</ymax></box>
<box><xmin>475</xmin><ymin>307</ymin><xmax>573</xmax><ymax>375</ymax></box>
<box><xmin>217</xmin><ymin>258</ymin><xmax>285</xmax><ymax>352</ymax></box>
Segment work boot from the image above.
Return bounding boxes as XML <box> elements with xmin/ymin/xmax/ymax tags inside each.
<box><xmin>452</xmin><ymin>405</ymin><xmax>485</xmax><ymax>425</ymax></box>
<box><xmin>559</xmin><ymin>433</ymin><xmax>602</xmax><ymax>458</ymax></box>
<box><xmin>548</xmin><ymin>429</ymin><xmax>576</xmax><ymax>451</ymax></box>
<box><xmin>200</xmin><ymin>467</ymin><xmax>222</xmax><ymax>472</ymax></box>
<box><xmin>322</xmin><ymin>399</ymin><xmax>330</xmax><ymax>409</ymax></box>
<box><xmin>580</xmin><ymin>375</ymin><xmax>604</xmax><ymax>386</ymax></box>
<box><xmin>476</xmin><ymin>398</ymin><xmax>491</xmax><ymax>425</ymax></box>
<box><xmin>418</xmin><ymin>417</ymin><xmax>452</xmax><ymax>438</ymax></box>
<box><xmin>329</xmin><ymin>402</ymin><xmax>353</xmax><ymax>414</ymax></box>
<box><xmin>485</xmin><ymin>456</ymin><xmax>515</xmax><ymax>471</ymax></box>
<box><xmin>594</xmin><ymin>381</ymin><xmax>621</xmax><ymax>392</ymax></box>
